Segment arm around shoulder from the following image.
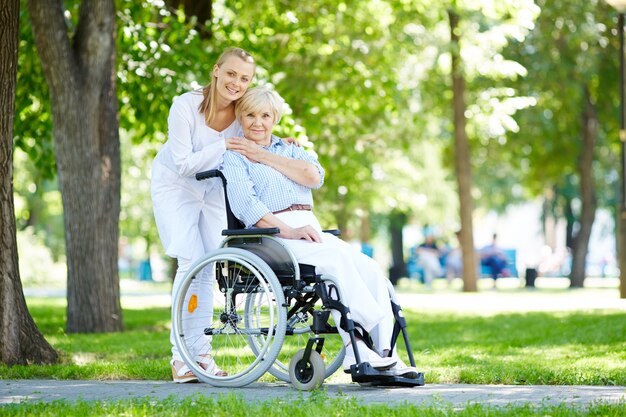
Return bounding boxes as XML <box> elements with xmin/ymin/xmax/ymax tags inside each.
<box><xmin>258</xmin><ymin>150</ymin><xmax>322</xmax><ymax>188</ymax></box>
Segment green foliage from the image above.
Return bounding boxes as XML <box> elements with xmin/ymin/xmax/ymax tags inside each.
<box><xmin>210</xmin><ymin>1</ymin><xmax>419</xmax><ymax>224</ymax></box>
<box><xmin>396</xmin><ymin>0</ymin><xmax>541</xmax><ymax>212</ymax></box>
<box><xmin>15</xmin><ymin>2</ymin><xmax>55</xmax><ymax>180</ymax></box>
<box><xmin>505</xmin><ymin>0</ymin><xmax>620</xmax><ymax>209</ymax></box>
<box><xmin>118</xmin><ymin>130</ymin><xmax>160</xmax><ymax>254</ymax></box>
<box><xmin>13</xmin><ymin>149</ymin><xmax>65</xmax><ymax>260</ymax></box>
<box><xmin>14</xmin><ymin>4</ymin><xmax>67</xmax><ymax>259</ymax></box>
<box><xmin>116</xmin><ymin>0</ymin><xmax>209</xmax><ymax>141</ymax></box>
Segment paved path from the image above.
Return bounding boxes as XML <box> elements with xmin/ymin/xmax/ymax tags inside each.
<box><xmin>1</xmin><ymin>380</ymin><xmax>625</xmax><ymax>407</ymax></box>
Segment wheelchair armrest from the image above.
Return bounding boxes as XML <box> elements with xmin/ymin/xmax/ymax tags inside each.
<box><xmin>222</xmin><ymin>227</ymin><xmax>280</xmax><ymax>236</ymax></box>
<box><xmin>323</xmin><ymin>229</ymin><xmax>341</xmax><ymax>236</ymax></box>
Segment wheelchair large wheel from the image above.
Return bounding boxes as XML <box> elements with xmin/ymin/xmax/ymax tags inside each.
<box><xmin>172</xmin><ymin>248</ymin><xmax>287</xmax><ymax>387</ymax></box>
<box><xmin>245</xmin><ymin>292</ymin><xmax>345</xmax><ymax>382</ymax></box>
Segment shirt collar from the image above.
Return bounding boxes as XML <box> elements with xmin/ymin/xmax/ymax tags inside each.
<box><xmin>267</xmin><ymin>134</ymin><xmax>284</xmax><ymax>149</ymax></box>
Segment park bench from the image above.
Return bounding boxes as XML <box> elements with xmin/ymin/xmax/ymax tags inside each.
<box><xmin>406</xmin><ymin>247</ymin><xmax>518</xmax><ymax>281</ymax></box>
<box><xmin>480</xmin><ymin>248</ymin><xmax>518</xmax><ymax>278</ymax></box>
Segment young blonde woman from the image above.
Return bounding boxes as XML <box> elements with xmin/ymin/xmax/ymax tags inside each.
<box><xmin>151</xmin><ymin>48</ymin><xmax>303</xmax><ymax>383</ymax></box>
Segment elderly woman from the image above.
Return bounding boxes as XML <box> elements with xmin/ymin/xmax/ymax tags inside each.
<box><xmin>221</xmin><ymin>87</ymin><xmax>417</xmax><ymax>378</ymax></box>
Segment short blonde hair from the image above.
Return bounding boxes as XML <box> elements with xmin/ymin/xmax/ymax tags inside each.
<box><xmin>235</xmin><ymin>87</ymin><xmax>283</xmax><ymax>125</ymax></box>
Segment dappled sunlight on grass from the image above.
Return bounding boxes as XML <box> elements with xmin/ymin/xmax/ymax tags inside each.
<box><xmin>401</xmin><ymin>308</ymin><xmax>626</xmax><ymax>385</ymax></box>
<box><xmin>71</xmin><ymin>353</ymin><xmax>98</xmax><ymax>366</ymax></box>
<box><xmin>413</xmin><ymin>339</ymin><xmax>626</xmax><ymax>385</ymax></box>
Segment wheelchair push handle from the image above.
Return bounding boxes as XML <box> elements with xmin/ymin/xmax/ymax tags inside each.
<box><xmin>194</xmin><ymin>169</ymin><xmax>278</xmax><ymax>234</ymax></box>
<box><xmin>196</xmin><ymin>169</ymin><xmax>226</xmax><ymax>185</ymax></box>
<box><xmin>195</xmin><ymin>169</ymin><xmax>244</xmax><ymax>230</ymax></box>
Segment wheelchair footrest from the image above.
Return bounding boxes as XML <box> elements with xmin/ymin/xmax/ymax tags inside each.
<box><xmin>349</xmin><ymin>362</ymin><xmax>425</xmax><ymax>387</ymax></box>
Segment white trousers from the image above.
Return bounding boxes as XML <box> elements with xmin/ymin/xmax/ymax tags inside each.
<box><xmin>151</xmin><ymin>164</ymin><xmax>225</xmax><ymax>362</ymax></box>
<box><xmin>275</xmin><ymin>211</ymin><xmax>394</xmax><ymax>352</ymax></box>
<box><xmin>169</xmin><ymin>209</ymin><xmax>218</xmax><ymax>362</ymax></box>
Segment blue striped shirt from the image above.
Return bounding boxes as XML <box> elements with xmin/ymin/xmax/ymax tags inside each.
<box><xmin>221</xmin><ymin>135</ymin><xmax>325</xmax><ymax>228</ymax></box>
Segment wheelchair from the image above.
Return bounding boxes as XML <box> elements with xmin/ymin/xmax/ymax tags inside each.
<box><xmin>171</xmin><ymin>169</ymin><xmax>425</xmax><ymax>390</ymax></box>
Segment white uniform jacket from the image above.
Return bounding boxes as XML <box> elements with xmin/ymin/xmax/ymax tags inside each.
<box><xmin>151</xmin><ymin>90</ymin><xmax>240</xmax><ymax>260</ymax></box>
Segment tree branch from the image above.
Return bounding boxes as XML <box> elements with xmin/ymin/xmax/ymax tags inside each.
<box><xmin>75</xmin><ymin>0</ymin><xmax>115</xmax><ymax>91</ymax></box>
<box><xmin>27</xmin><ymin>0</ymin><xmax>77</xmax><ymax>97</ymax></box>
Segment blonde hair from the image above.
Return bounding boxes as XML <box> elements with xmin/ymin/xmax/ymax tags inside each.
<box><xmin>198</xmin><ymin>47</ymin><xmax>255</xmax><ymax>126</ymax></box>
<box><xmin>235</xmin><ymin>87</ymin><xmax>284</xmax><ymax>125</ymax></box>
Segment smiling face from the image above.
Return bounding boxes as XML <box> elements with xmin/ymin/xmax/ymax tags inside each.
<box><xmin>235</xmin><ymin>87</ymin><xmax>283</xmax><ymax>147</ymax></box>
<box><xmin>213</xmin><ymin>55</ymin><xmax>255</xmax><ymax>103</ymax></box>
<box><xmin>240</xmin><ymin>104</ymin><xmax>276</xmax><ymax>146</ymax></box>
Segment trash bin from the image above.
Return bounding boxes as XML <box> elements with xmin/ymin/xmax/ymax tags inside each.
<box><xmin>361</xmin><ymin>242</ymin><xmax>374</xmax><ymax>258</ymax></box>
<box><xmin>388</xmin><ymin>265</ymin><xmax>403</xmax><ymax>286</ymax></box>
<box><xmin>525</xmin><ymin>267</ymin><xmax>537</xmax><ymax>288</ymax></box>
<box><xmin>138</xmin><ymin>259</ymin><xmax>153</xmax><ymax>281</ymax></box>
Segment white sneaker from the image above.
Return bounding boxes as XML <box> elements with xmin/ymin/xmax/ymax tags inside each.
<box><xmin>342</xmin><ymin>340</ymin><xmax>397</xmax><ymax>372</ymax></box>
<box><xmin>388</xmin><ymin>357</ymin><xmax>419</xmax><ymax>379</ymax></box>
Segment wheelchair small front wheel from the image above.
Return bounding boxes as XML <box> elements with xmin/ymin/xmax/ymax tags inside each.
<box><xmin>289</xmin><ymin>349</ymin><xmax>325</xmax><ymax>391</ymax></box>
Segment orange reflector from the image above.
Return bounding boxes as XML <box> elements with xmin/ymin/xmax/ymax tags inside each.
<box><xmin>188</xmin><ymin>294</ymin><xmax>198</xmax><ymax>313</ymax></box>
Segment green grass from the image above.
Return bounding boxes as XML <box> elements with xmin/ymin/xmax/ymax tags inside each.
<box><xmin>1</xmin><ymin>392</ymin><xmax>625</xmax><ymax>417</ymax></box>
<box><xmin>1</xmin><ymin>298</ymin><xmax>172</xmax><ymax>381</ymax></box>
<box><xmin>414</xmin><ymin>310</ymin><xmax>626</xmax><ymax>385</ymax></box>
<box><xmin>2</xmin><ymin>295</ymin><xmax>625</xmax><ymax>386</ymax></box>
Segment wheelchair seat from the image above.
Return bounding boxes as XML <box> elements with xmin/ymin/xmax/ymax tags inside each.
<box><xmin>223</xmin><ymin>235</ymin><xmax>317</xmax><ymax>284</ymax></box>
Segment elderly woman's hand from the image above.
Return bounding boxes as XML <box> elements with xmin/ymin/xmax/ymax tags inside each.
<box><xmin>281</xmin><ymin>225</ymin><xmax>321</xmax><ymax>243</ymax></box>
<box><xmin>226</xmin><ymin>137</ymin><xmax>264</xmax><ymax>162</ymax></box>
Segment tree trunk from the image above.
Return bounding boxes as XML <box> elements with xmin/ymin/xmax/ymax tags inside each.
<box><xmin>359</xmin><ymin>210</ymin><xmax>371</xmax><ymax>245</ymax></box>
<box><xmin>388</xmin><ymin>210</ymin><xmax>406</xmax><ymax>286</ymax></box>
<box><xmin>569</xmin><ymin>87</ymin><xmax>598</xmax><ymax>287</ymax></box>
<box><xmin>543</xmin><ymin>187</ymin><xmax>557</xmax><ymax>250</ymax></box>
<box><xmin>563</xmin><ymin>192</ymin><xmax>575</xmax><ymax>250</ymax></box>
<box><xmin>449</xmin><ymin>9</ymin><xmax>477</xmax><ymax>292</ymax></box>
<box><xmin>28</xmin><ymin>0</ymin><xmax>122</xmax><ymax>332</ymax></box>
<box><xmin>620</xmin><ymin>206</ymin><xmax>626</xmax><ymax>298</ymax></box>
<box><xmin>0</xmin><ymin>0</ymin><xmax>58</xmax><ymax>365</ymax></box>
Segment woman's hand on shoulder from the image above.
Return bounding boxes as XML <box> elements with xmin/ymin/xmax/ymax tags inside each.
<box><xmin>282</xmin><ymin>137</ymin><xmax>301</xmax><ymax>147</ymax></box>
<box><xmin>281</xmin><ymin>225</ymin><xmax>321</xmax><ymax>243</ymax></box>
<box><xmin>226</xmin><ymin>137</ymin><xmax>263</xmax><ymax>162</ymax></box>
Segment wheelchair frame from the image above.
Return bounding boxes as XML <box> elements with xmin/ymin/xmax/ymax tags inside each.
<box><xmin>170</xmin><ymin>169</ymin><xmax>424</xmax><ymax>389</ymax></box>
